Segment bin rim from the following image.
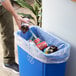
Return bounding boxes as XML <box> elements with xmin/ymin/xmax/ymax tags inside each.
<box><xmin>14</xmin><ymin>26</ymin><xmax>71</xmax><ymax>63</ymax></box>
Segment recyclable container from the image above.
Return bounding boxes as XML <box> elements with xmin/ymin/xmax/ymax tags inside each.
<box><xmin>15</xmin><ymin>26</ymin><xmax>70</xmax><ymax>76</ymax></box>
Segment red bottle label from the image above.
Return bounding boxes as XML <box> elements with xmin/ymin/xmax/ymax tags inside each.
<box><xmin>34</xmin><ymin>38</ymin><xmax>40</xmax><ymax>44</ymax></box>
<box><xmin>36</xmin><ymin>41</ymin><xmax>48</xmax><ymax>50</ymax></box>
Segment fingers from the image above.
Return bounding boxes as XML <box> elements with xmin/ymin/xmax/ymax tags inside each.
<box><xmin>15</xmin><ymin>15</ymin><xmax>30</xmax><ymax>29</ymax></box>
<box><xmin>18</xmin><ymin>25</ymin><xmax>21</xmax><ymax>29</ymax></box>
<box><xmin>21</xmin><ymin>18</ymin><xmax>30</xmax><ymax>24</ymax></box>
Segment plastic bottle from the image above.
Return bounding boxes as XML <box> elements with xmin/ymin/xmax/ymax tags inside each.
<box><xmin>21</xmin><ymin>23</ymin><xmax>29</xmax><ymax>33</ymax></box>
<box><xmin>44</xmin><ymin>45</ymin><xmax>58</xmax><ymax>54</ymax></box>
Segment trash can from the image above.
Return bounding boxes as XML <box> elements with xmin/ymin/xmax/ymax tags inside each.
<box><xmin>15</xmin><ymin>26</ymin><xmax>70</xmax><ymax>76</ymax></box>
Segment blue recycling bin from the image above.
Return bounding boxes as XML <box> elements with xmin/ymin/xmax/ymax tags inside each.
<box><xmin>15</xmin><ymin>26</ymin><xmax>70</xmax><ymax>76</ymax></box>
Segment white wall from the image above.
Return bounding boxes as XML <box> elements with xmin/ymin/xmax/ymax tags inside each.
<box><xmin>42</xmin><ymin>0</ymin><xmax>76</xmax><ymax>76</ymax></box>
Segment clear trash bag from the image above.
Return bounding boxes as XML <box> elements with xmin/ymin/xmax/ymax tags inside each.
<box><xmin>14</xmin><ymin>26</ymin><xmax>71</xmax><ymax>64</ymax></box>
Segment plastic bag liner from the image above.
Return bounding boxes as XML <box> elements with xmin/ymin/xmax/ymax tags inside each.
<box><xmin>14</xmin><ymin>26</ymin><xmax>70</xmax><ymax>64</ymax></box>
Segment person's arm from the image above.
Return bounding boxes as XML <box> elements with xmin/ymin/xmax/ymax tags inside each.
<box><xmin>1</xmin><ymin>0</ymin><xmax>29</xmax><ymax>28</ymax></box>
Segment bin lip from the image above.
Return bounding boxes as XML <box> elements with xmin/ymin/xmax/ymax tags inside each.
<box><xmin>42</xmin><ymin>43</ymin><xmax>71</xmax><ymax>57</ymax></box>
<box><xmin>14</xmin><ymin>26</ymin><xmax>71</xmax><ymax>57</ymax></box>
<box><xmin>14</xmin><ymin>26</ymin><xmax>71</xmax><ymax>63</ymax></box>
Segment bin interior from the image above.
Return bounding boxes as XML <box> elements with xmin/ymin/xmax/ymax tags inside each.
<box><xmin>17</xmin><ymin>26</ymin><xmax>68</xmax><ymax>50</ymax></box>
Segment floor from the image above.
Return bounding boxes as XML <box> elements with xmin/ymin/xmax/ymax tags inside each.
<box><xmin>0</xmin><ymin>1</ymin><xmax>34</xmax><ymax>76</ymax></box>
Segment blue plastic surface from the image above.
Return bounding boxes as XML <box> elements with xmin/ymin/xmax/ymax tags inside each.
<box><xmin>18</xmin><ymin>46</ymin><xmax>66</xmax><ymax>76</ymax></box>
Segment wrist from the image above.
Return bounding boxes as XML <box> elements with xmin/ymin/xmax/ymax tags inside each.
<box><xmin>13</xmin><ymin>13</ymin><xmax>18</xmax><ymax>18</ymax></box>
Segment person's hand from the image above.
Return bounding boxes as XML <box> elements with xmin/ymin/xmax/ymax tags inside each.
<box><xmin>14</xmin><ymin>15</ymin><xmax>30</xmax><ymax>29</ymax></box>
